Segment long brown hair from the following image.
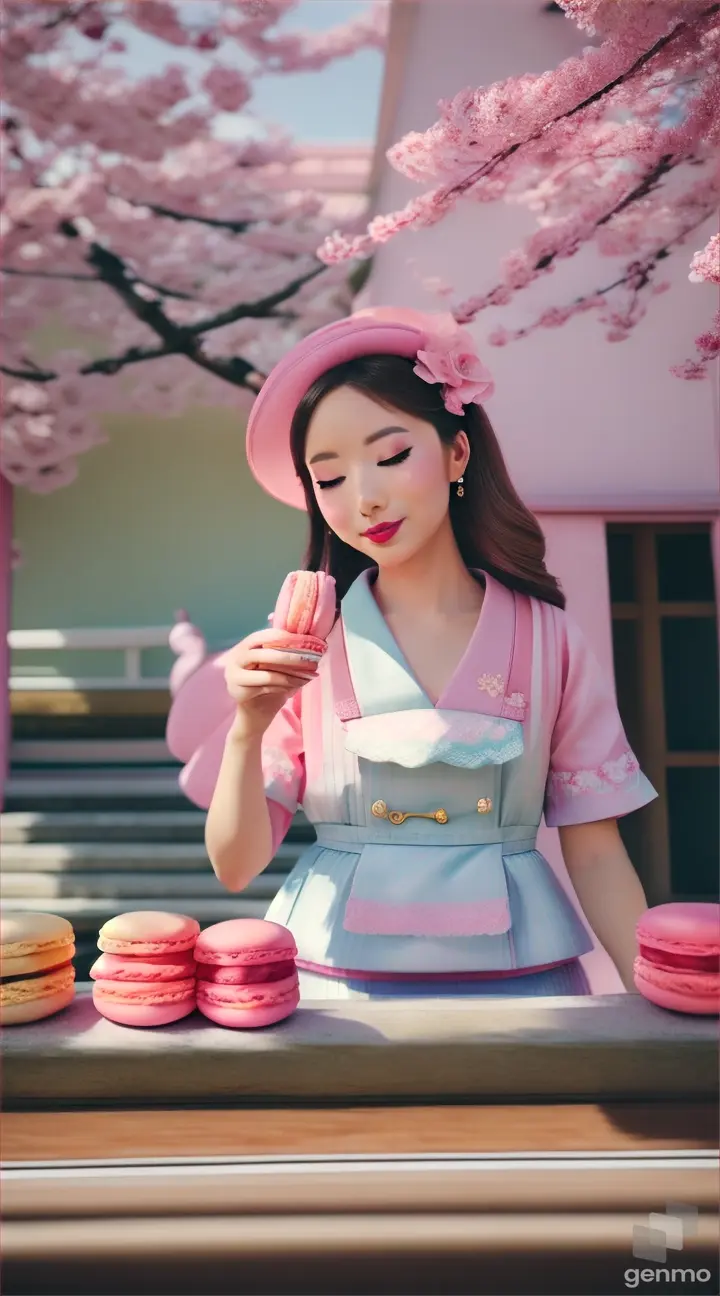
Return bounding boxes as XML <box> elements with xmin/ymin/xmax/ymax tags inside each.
<box><xmin>289</xmin><ymin>354</ymin><xmax>565</xmax><ymax>608</ymax></box>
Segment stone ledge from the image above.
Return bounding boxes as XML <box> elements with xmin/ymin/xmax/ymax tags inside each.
<box><xmin>3</xmin><ymin>987</ymin><xmax>717</xmax><ymax>1108</ymax></box>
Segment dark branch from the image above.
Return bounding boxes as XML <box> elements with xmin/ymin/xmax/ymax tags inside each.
<box><xmin>123</xmin><ymin>197</ymin><xmax>255</xmax><ymax>236</ymax></box>
<box><xmin>2</xmin><ymin>263</ymin><xmax>197</xmax><ymax>301</ymax></box>
<box><xmin>2</xmin><ymin>267</ymin><xmax>99</xmax><ymax>284</ymax></box>
<box><xmin>454</xmin><ymin>151</ymin><xmax>698</xmax><ymax>319</ymax></box>
<box><xmin>185</xmin><ymin>261</ymin><xmax>327</xmax><ymax>335</ymax></box>
<box><xmin>443</xmin><ymin>5</ymin><xmax>719</xmax><ymax>205</ymax></box>
<box><xmin>2</xmin><ymin>228</ymin><xmax>327</xmax><ymax>391</ymax></box>
<box><xmin>1</xmin><ymin>362</ymin><xmax>56</xmax><ymax>382</ymax></box>
<box><xmin>508</xmin><ymin>206</ymin><xmax>716</xmax><ymax>342</ymax></box>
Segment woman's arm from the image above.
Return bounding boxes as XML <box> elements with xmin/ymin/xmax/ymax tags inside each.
<box><xmin>558</xmin><ymin>818</ymin><xmax>648</xmax><ymax>991</ymax></box>
<box><xmin>205</xmin><ymin>725</ymin><xmax>274</xmax><ymax>893</ymax></box>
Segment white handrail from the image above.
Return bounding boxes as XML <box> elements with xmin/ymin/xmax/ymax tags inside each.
<box><xmin>9</xmin><ymin>625</ymin><xmax>174</xmax><ymax>691</ymax></box>
<box><xmin>9</xmin><ymin>627</ymin><xmax>173</xmax><ymax>650</ymax></box>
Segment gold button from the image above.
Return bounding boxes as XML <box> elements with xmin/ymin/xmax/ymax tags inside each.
<box><xmin>477</xmin><ymin>797</ymin><xmax>493</xmax><ymax>814</ymax></box>
<box><xmin>371</xmin><ymin>800</ymin><xmax>449</xmax><ymax>826</ymax></box>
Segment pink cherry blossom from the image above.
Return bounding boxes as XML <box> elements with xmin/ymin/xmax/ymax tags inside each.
<box><xmin>1</xmin><ymin>0</ymin><xmax>386</xmax><ymax>493</ymax></box>
<box><xmin>689</xmin><ymin>233</ymin><xmax>720</xmax><ymax>285</ymax></box>
<box><xmin>317</xmin><ymin>0</ymin><xmax>719</xmax><ymax>381</ymax></box>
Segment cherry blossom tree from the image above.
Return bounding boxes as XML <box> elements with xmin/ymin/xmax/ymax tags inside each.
<box><xmin>1</xmin><ymin>0</ymin><xmax>387</xmax><ymax>493</ymax></box>
<box><xmin>320</xmin><ymin>0</ymin><xmax>720</xmax><ymax>379</ymax></box>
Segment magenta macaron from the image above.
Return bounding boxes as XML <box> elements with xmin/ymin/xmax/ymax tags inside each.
<box><xmin>195</xmin><ymin>919</ymin><xmax>299</xmax><ymax>1028</ymax></box>
<box><xmin>90</xmin><ymin>910</ymin><xmax>200</xmax><ymax>1026</ymax></box>
<box><xmin>634</xmin><ymin>902</ymin><xmax>720</xmax><ymax>1015</ymax></box>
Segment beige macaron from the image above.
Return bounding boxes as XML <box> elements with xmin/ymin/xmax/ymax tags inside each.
<box><xmin>1</xmin><ymin>912</ymin><xmax>76</xmax><ymax>1025</ymax></box>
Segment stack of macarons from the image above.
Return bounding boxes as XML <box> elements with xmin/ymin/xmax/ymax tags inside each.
<box><xmin>90</xmin><ymin>910</ymin><xmax>200</xmax><ymax>1026</ymax></box>
<box><xmin>195</xmin><ymin>919</ymin><xmax>300</xmax><ymax>1028</ymax></box>
<box><xmin>634</xmin><ymin>902</ymin><xmax>720</xmax><ymax>1015</ymax></box>
<box><xmin>1</xmin><ymin>911</ymin><xmax>76</xmax><ymax>1025</ymax></box>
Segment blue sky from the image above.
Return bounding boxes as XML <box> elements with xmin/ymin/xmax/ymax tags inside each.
<box><xmin>251</xmin><ymin>1</ymin><xmax>385</xmax><ymax>142</ymax></box>
<box><xmin>103</xmin><ymin>1</ymin><xmax>385</xmax><ymax>144</ymax></box>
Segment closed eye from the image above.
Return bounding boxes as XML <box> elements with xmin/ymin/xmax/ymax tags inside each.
<box><xmin>315</xmin><ymin>447</ymin><xmax>411</xmax><ymax>490</ymax></box>
<box><xmin>378</xmin><ymin>447</ymin><xmax>411</xmax><ymax>467</ymax></box>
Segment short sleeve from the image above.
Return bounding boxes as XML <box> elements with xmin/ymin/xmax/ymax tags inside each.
<box><xmin>261</xmin><ymin>690</ymin><xmax>306</xmax><ymax>854</ymax></box>
<box><xmin>544</xmin><ymin>613</ymin><xmax>657</xmax><ymax>827</ymax></box>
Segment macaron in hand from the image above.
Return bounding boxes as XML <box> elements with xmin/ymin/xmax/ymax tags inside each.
<box><xmin>266</xmin><ymin>570</ymin><xmax>337</xmax><ymax>662</ymax></box>
<box><xmin>91</xmin><ymin>910</ymin><xmax>200</xmax><ymax>1026</ymax></box>
<box><xmin>634</xmin><ymin>902</ymin><xmax>720</xmax><ymax>1015</ymax></box>
<box><xmin>195</xmin><ymin>919</ymin><xmax>299</xmax><ymax>1028</ymax></box>
<box><xmin>1</xmin><ymin>912</ymin><xmax>76</xmax><ymax>1025</ymax></box>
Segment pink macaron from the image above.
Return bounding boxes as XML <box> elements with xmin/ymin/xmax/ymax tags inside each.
<box><xmin>265</xmin><ymin>570</ymin><xmax>337</xmax><ymax>661</ymax></box>
<box><xmin>91</xmin><ymin>911</ymin><xmax>199</xmax><ymax>1026</ymax></box>
<box><xmin>195</xmin><ymin>919</ymin><xmax>299</xmax><ymax>1028</ymax></box>
<box><xmin>634</xmin><ymin>902</ymin><xmax>720</xmax><ymax>1015</ymax></box>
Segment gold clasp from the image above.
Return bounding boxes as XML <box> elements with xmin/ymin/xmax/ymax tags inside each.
<box><xmin>371</xmin><ymin>799</ymin><xmax>448</xmax><ymax>826</ymax></box>
<box><xmin>477</xmin><ymin>797</ymin><xmax>493</xmax><ymax>814</ymax></box>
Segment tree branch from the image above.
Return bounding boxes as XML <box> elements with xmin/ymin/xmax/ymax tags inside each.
<box><xmin>455</xmin><ymin>151</ymin><xmax>701</xmax><ymax>318</ymax></box>
<box><xmin>506</xmin><ymin>205</ymin><xmax>717</xmax><ymax>341</ymax></box>
<box><xmin>122</xmin><ymin>197</ymin><xmax>255</xmax><ymax>235</ymax></box>
<box><xmin>185</xmin><ymin>261</ymin><xmax>327</xmax><ymax>335</ymax></box>
<box><xmin>2</xmin><ymin>230</ymin><xmax>328</xmax><ymax>391</ymax></box>
<box><xmin>441</xmin><ymin>5</ymin><xmax>719</xmax><ymax>206</ymax></box>
<box><xmin>2</xmin><ymin>263</ymin><xmax>197</xmax><ymax>301</ymax></box>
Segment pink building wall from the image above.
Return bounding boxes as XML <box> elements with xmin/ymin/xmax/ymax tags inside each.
<box><xmin>0</xmin><ymin>475</ymin><xmax>12</xmax><ymax>811</ymax></box>
<box><xmin>366</xmin><ymin>0</ymin><xmax>720</xmax><ymax>991</ymax></box>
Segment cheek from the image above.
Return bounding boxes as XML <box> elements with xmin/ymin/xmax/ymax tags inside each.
<box><xmin>314</xmin><ymin>489</ymin><xmax>350</xmax><ymax>531</ymax></box>
<box><xmin>402</xmin><ymin>449</ymin><xmax>445</xmax><ymax>499</ymax></box>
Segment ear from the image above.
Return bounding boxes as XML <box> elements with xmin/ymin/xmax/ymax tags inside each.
<box><xmin>449</xmin><ymin>430</ymin><xmax>470</xmax><ymax>480</ymax></box>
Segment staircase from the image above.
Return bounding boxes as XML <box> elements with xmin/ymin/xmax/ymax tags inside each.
<box><xmin>1</xmin><ymin>756</ymin><xmax>312</xmax><ymax>981</ymax></box>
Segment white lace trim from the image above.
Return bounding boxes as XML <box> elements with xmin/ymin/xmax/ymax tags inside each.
<box><xmin>341</xmin><ymin>709</ymin><xmax>524</xmax><ymax>769</ymax></box>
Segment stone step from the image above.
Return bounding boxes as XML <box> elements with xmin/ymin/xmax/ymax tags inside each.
<box><xmin>10</xmin><ymin>739</ymin><xmax>174</xmax><ymax>766</ymax></box>
<box><xmin>0</xmin><ymin>840</ymin><xmax>302</xmax><ymax>873</ymax></box>
<box><xmin>0</xmin><ymin>896</ymin><xmax>269</xmax><ymax>931</ymax></box>
<box><xmin>0</xmin><ymin>870</ymin><xmax>282</xmax><ymax>901</ymax></box>
<box><xmin>0</xmin><ymin>811</ymin><xmax>208</xmax><ymax>845</ymax></box>
<box><xmin>4</xmin><ymin>768</ymin><xmax>187</xmax><ymax>812</ymax></box>
<box><xmin>0</xmin><ymin>809</ymin><xmax>315</xmax><ymax>845</ymax></box>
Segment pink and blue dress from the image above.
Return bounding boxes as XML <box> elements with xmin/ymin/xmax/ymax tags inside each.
<box><xmin>168</xmin><ymin>568</ymin><xmax>657</xmax><ymax>999</ymax></box>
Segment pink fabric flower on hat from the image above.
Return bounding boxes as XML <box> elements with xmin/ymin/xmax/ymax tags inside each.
<box><xmin>414</xmin><ymin>323</ymin><xmax>495</xmax><ymax>415</ymax></box>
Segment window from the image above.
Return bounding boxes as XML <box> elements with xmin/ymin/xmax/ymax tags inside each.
<box><xmin>607</xmin><ymin>523</ymin><xmax>719</xmax><ymax>904</ymax></box>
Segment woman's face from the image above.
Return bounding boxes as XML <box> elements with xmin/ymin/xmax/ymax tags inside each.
<box><xmin>304</xmin><ymin>385</ymin><xmax>468</xmax><ymax>567</ymax></box>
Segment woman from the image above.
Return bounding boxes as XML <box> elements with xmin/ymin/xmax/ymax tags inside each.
<box><xmin>168</xmin><ymin>306</ymin><xmax>656</xmax><ymax>1000</ymax></box>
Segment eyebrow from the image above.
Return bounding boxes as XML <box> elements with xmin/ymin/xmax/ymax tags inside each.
<box><xmin>308</xmin><ymin>426</ymin><xmax>408</xmax><ymax>466</ymax></box>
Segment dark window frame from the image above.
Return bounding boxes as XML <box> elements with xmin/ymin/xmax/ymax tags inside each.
<box><xmin>607</xmin><ymin>522</ymin><xmax>719</xmax><ymax>905</ymax></box>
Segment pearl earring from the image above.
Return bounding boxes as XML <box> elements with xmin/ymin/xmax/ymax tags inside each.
<box><xmin>456</xmin><ymin>476</ymin><xmax>465</xmax><ymax>498</ymax></box>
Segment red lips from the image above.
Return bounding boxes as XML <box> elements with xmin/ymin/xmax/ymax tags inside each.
<box><xmin>361</xmin><ymin>519</ymin><xmax>404</xmax><ymax>543</ymax></box>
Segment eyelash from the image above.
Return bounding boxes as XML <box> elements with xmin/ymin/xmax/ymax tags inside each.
<box><xmin>316</xmin><ymin>447</ymin><xmax>412</xmax><ymax>490</ymax></box>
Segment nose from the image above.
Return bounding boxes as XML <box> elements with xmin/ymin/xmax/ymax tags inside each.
<box><xmin>356</xmin><ymin>465</ymin><xmax>387</xmax><ymax>519</ymax></box>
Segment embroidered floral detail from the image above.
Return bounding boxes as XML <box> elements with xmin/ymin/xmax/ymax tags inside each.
<box><xmin>477</xmin><ymin>673</ymin><xmax>505</xmax><ymax>698</ymax></box>
<box><xmin>504</xmin><ymin>691</ymin><xmax>526</xmax><ymax>710</ymax></box>
<box><xmin>262</xmin><ymin>746</ymin><xmax>297</xmax><ymax>786</ymax></box>
<box><xmin>336</xmin><ymin>698</ymin><xmax>361</xmax><ymax>721</ymax></box>
<box><xmin>548</xmin><ymin>751</ymin><xmax>641</xmax><ymax>797</ymax></box>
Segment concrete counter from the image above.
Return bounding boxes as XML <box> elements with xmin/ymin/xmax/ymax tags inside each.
<box><xmin>3</xmin><ymin>987</ymin><xmax>717</xmax><ymax>1107</ymax></box>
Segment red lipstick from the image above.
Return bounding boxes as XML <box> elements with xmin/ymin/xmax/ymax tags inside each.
<box><xmin>361</xmin><ymin>519</ymin><xmax>404</xmax><ymax>544</ymax></box>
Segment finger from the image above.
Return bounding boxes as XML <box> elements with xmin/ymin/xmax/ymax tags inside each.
<box><xmin>233</xmin><ymin>669</ymin><xmax>315</xmax><ymax>691</ymax></box>
<box><xmin>245</xmin><ymin>648</ymin><xmax>320</xmax><ymax>671</ymax></box>
<box><xmin>241</xmin><ymin>627</ymin><xmax>309</xmax><ymax>650</ymax></box>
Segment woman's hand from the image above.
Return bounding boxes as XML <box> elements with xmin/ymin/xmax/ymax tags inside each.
<box><xmin>224</xmin><ymin>627</ymin><xmax>320</xmax><ymax>742</ymax></box>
